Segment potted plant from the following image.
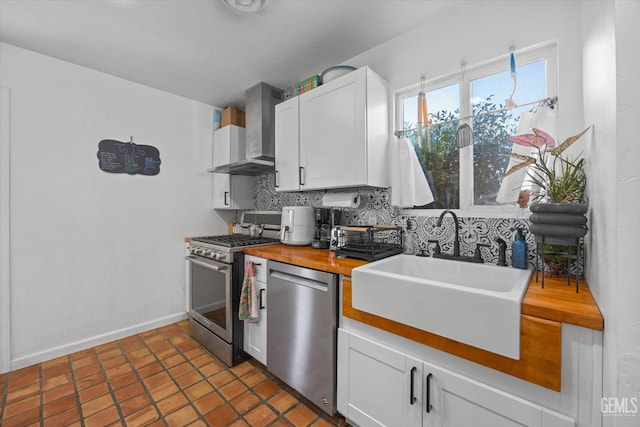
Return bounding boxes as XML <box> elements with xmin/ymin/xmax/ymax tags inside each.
<box><xmin>503</xmin><ymin>126</ymin><xmax>591</xmax><ymax>280</ymax></box>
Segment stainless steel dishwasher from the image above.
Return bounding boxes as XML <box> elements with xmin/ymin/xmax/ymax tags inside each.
<box><xmin>267</xmin><ymin>260</ymin><xmax>338</xmax><ymax>415</ymax></box>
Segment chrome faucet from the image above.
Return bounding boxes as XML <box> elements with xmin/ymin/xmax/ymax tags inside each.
<box><xmin>436</xmin><ymin>209</ymin><xmax>460</xmax><ymax>256</ymax></box>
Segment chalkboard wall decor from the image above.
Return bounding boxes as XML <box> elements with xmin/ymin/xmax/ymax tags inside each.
<box><xmin>97</xmin><ymin>139</ymin><xmax>161</xmax><ymax>176</ymax></box>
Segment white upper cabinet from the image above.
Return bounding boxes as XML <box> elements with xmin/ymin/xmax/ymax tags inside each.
<box><xmin>213</xmin><ymin>125</ymin><xmax>246</xmax><ymax>168</ymax></box>
<box><xmin>274</xmin><ymin>97</ymin><xmax>300</xmax><ymax>192</ymax></box>
<box><xmin>211</xmin><ymin>125</ymin><xmax>254</xmax><ymax>209</ymax></box>
<box><xmin>275</xmin><ymin>66</ymin><xmax>389</xmax><ymax>192</ymax></box>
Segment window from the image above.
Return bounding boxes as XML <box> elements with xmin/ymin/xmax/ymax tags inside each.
<box><xmin>402</xmin><ymin>83</ymin><xmax>461</xmax><ymax>209</ymax></box>
<box><xmin>396</xmin><ymin>44</ymin><xmax>556</xmax><ymax>213</ymax></box>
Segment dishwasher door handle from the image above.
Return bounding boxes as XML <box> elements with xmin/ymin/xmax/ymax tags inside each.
<box><xmin>269</xmin><ymin>271</ymin><xmax>328</xmax><ymax>292</ymax></box>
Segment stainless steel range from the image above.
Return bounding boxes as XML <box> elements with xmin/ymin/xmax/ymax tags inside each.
<box><xmin>186</xmin><ymin>211</ymin><xmax>281</xmax><ymax>366</ymax></box>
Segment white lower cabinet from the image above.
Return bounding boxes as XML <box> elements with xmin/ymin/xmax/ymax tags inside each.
<box><xmin>337</xmin><ymin>329</ymin><xmax>574</xmax><ymax>427</ymax></box>
<box><xmin>337</xmin><ymin>328</ymin><xmax>422</xmax><ymax>427</ymax></box>
<box><xmin>427</xmin><ymin>364</ymin><xmax>575</xmax><ymax>427</ymax></box>
<box><xmin>243</xmin><ymin>256</ymin><xmax>267</xmax><ymax>365</ymax></box>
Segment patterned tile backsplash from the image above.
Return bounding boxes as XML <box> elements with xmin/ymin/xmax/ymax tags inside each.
<box><xmin>254</xmin><ymin>173</ymin><xmax>537</xmax><ymax>266</ymax></box>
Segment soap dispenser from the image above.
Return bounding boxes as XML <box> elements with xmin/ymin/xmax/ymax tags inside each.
<box><xmin>511</xmin><ymin>228</ymin><xmax>528</xmax><ymax>269</ymax></box>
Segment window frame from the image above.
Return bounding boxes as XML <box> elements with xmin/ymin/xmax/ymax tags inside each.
<box><xmin>394</xmin><ymin>42</ymin><xmax>558</xmax><ymax>217</ymax></box>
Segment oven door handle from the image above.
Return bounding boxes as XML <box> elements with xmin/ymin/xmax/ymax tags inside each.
<box><xmin>186</xmin><ymin>256</ymin><xmax>229</xmax><ymax>272</ymax></box>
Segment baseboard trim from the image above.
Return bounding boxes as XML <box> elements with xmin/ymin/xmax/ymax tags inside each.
<box><xmin>10</xmin><ymin>312</ymin><xmax>188</xmax><ymax>371</ymax></box>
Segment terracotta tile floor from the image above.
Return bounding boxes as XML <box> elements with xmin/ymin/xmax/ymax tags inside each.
<box><xmin>0</xmin><ymin>320</ymin><xmax>349</xmax><ymax>427</ymax></box>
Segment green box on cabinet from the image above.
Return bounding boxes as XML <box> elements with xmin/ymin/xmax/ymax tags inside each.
<box><xmin>296</xmin><ymin>75</ymin><xmax>320</xmax><ymax>94</ymax></box>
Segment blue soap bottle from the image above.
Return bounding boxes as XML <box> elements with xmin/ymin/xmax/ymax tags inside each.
<box><xmin>511</xmin><ymin>227</ymin><xmax>528</xmax><ymax>269</ymax></box>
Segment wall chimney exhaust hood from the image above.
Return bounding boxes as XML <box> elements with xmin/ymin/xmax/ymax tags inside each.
<box><xmin>211</xmin><ymin>82</ymin><xmax>283</xmax><ymax>175</ymax></box>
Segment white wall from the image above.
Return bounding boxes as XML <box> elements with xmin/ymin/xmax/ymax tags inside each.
<box><xmin>613</xmin><ymin>3</ymin><xmax>640</xmax><ymax>423</ymax></box>
<box><xmin>0</xmin><ymin>43</ymin><xmax>231</xmax><ymax>370</ymax></box>
<box><xmin>581</xmin><ymin>1</ymin><xmax>618</xmax><ymax>423</ymax></box>
<box><xmin>613</xmin><ymin>0</ymin><xmax>640</xmax><ymax>422</ymax></box>
<box><xmin>583</xmin><ymin>1</ymin><xmax>640</xmax><ymax>425</ymax></box>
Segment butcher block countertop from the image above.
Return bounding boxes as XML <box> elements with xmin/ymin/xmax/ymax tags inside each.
<box><xmin>243</xmin><ymin>244</ymin><xmax>603</xmax><ymax>331</ymax></box>
<box><xmin>522</xmin><ymin>275</ymin><xmax>603</xmax><ymax>330</ymax></box>
<box><xmin>243</xmin><ymin>244</ymin><xmax>368</xmax><ymax>277</ymax></box>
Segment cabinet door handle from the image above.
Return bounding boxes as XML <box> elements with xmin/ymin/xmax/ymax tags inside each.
<box><xmin>275</xmin><ymin>170</ymin><xmax>279</xmax><ymax>188</ymax></box>
<box><xmin>259</xmin><ymin>288</ymin><xmax>265</xmax><ymax>309</ymax></box>
<box><xmin>425</xmin><ymin>373</ymin><xmax>433</xmax><ymax>413</ymax></box>
<box><xmin>409</xmin><ymin>367</ymin><xmax>417</xmax><ymax>405</ymax></box>
<box><xmin>299</xmin><ymin>166</ymin><xmax>305</xmax><ymax>186</ymax></box>
<box><xmin>224</xmin><ymin>191</ymin><xmax>229</xmax><ymax>206</ymax></box>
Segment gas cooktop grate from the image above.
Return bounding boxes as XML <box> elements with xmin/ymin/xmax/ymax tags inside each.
<box><xmin>192</xmin><ymin>235</ymin><xmax>280</xmax><ymax>248</ymax></box>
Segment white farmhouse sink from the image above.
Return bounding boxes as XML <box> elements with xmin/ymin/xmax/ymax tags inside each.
<box><xmin>351</xmin><ymin>254</ymin><xmax>532</xmax><ymax>359</ymax></box>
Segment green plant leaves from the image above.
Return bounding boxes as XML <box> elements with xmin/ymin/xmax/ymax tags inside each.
<box><xmin>502</xmin><ymin>126</ymin><xmax>591</xmax><ymax>204</ymax></box>
<box><xmin>502</xmin><ymin>153</ymin><xmax>536</xmax><ymax>177</ymax></box>
<box><xmin>549</xmin><ymin>126</ymin><xmax>591</xmax><ymax>156</ymax></box>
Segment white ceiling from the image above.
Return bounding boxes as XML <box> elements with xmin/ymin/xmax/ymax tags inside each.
<box><xmin>0</xmin><ymin>0</ymin><xmax>451</xmax><ymax>108</ymax></box>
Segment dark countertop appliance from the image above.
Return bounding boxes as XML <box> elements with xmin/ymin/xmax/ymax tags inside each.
<box><xmin>311</xmin><ymin>208</ymin><xmax>330</xmax><ymax>249</ymax></box>
<box><xmin>313</xmin><ymin>208</ymin><xmax>340</xmax><ymax>249</ymax></box>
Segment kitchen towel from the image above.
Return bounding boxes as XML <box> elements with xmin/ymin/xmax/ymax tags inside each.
<box><xmin>390</xmin><ymin>136</ymin><xmax>435</xmax><ymax>207</ymax></box>
<box><xmin>239</xmin><ymin>261</ymin><xmax>259</xmax><ymax>323</ymax></box>
<box><xmin>322</xmin><ymin>192</ymin><xmax>362</xmax><ymax>208</ymax></box>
